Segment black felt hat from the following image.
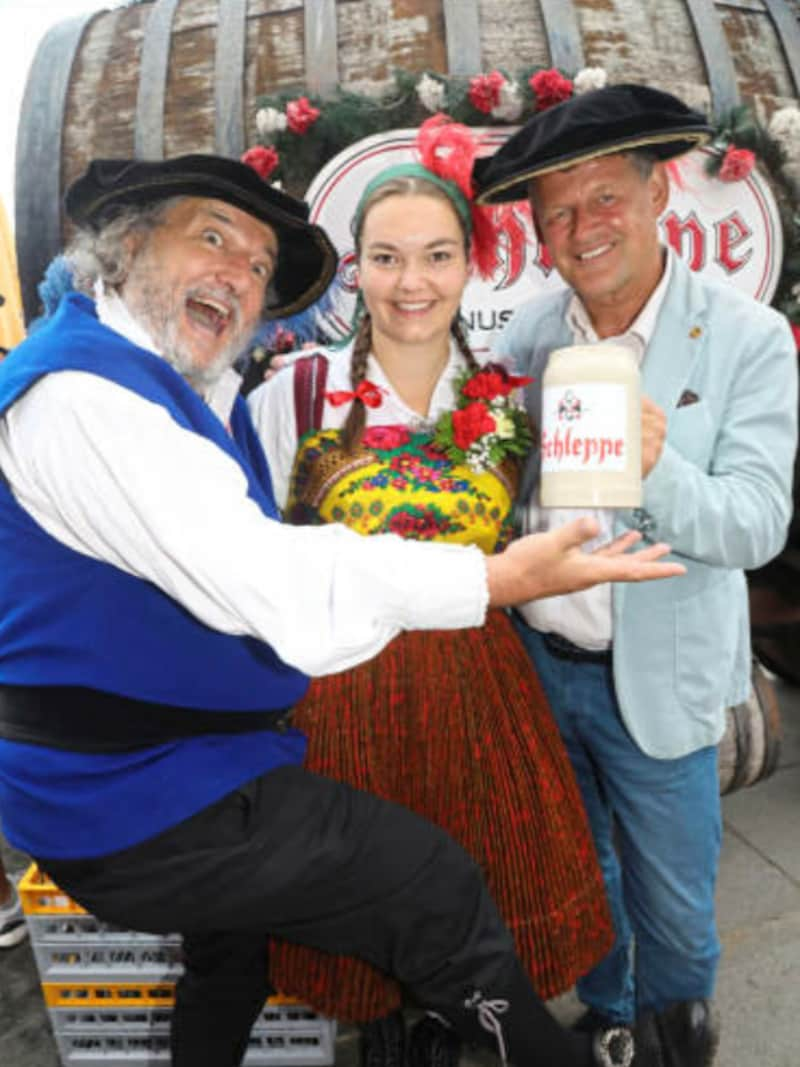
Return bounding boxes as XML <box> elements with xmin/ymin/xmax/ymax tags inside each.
<box><xmin>473</xmin><ymin>84</ymin><xmax>713</xmax><ymax>204</ymax></box>
<box><xmin>65</xmin><ymin>154</ymin><xmax>338</xmax><ymax>317</ymax></box>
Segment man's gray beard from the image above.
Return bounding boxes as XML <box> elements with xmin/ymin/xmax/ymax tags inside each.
<box><xmin>124</xmin><ymin>259</ymin><xmax>253</xmax><ymax>388</ymax></box>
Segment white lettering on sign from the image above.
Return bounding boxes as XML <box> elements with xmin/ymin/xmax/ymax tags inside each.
<box><xmin>540</xmin><ymin>383</ymin><xmax>628</xmax><ymax>472</ymax></box>
<box><xmin>306</xmin><ymin>131</ymin><xmax>783</xmax><ymax>353</ymax></box>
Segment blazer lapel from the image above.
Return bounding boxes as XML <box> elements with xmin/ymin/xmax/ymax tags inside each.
<box><xmin>641</xmin><ymin>257</ymin><xmax>709</xmax><ymax>416</ymax></box>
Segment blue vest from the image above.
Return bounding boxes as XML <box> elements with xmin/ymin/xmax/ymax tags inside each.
<box><xmin>0</xmin><ymin>294</ymin><xmax>308</xmax><ymax>858</ymax></box>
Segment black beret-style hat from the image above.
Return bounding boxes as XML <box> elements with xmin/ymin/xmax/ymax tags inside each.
<box><xmin>473</xmin><ymin>84</ymin><xmax>714</xmax><ymax>204</ymax></box>
<box><xmin>65</xmin><ymin>154</ymin><xmax>338</xmax><ymax>318</ymax></box>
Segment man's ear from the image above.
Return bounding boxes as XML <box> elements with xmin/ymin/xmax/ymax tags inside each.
<box><xmin>123</xmin><ymin>231</ymin><xmax>145</xmax><ymax>260</ymax></box>
<box><xmin>118</xmin><ymin>231</ymin><xmax>146</xmax><ymax>289</ymax></box>
<box><xmin>649</xmin><ymin>163</ymin><xmax>670</xmax><ymax>216</ymax></box>
<box><xmin>526</xmin><ymin>191</ymin><xmax>545</xmax><ymax>244</ymax></box>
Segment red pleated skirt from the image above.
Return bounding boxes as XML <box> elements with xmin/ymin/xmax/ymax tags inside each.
<box><xmin>268</xmin><ymin>610</ymin><xmax>612</xmax><ymax>1020</ymax></box>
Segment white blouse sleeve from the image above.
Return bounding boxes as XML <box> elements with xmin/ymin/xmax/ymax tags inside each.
<box><xmin>0</xmin><ymin>371</ymin><xmax>488</xmax><ymax>676</ymax></box>
<box><xmin>247</xmin><ymin>363</ymin><xmax>300</xmax><ymax>512</ymax></box>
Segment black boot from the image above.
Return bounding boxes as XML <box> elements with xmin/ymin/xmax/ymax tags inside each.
<box><xmin>590</xmin><ymin>1012</ymin><xmax>666</xmax><ymax>1067</ymax></box>
<box><xmin>654</xmin><ymin>1000</ymin><xmax>720</xmax><ymax>1067</ymax></box>
<box><xmin>359</xmin><ymin>1010</ymin><xmax>407</xmax><ymax>1067</ymax></box>
<box><xmin>407</xmin><ymin>1014</ymin><xmax>461</xmax><ymax>1067</ymax></box>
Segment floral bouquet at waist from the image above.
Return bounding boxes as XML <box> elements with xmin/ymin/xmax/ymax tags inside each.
<box><xmin>433</xmin><ymin>363</ymin><xmax>534</xmax><ymax>472</ymax></box>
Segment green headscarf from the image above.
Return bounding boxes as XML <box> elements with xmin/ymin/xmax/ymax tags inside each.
<box><xmin>352</xmin><ymin>162</ymin><xmax>473</xmax><ymax>243</ymax></box>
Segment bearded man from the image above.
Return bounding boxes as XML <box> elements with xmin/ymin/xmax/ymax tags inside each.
<box><xmin>0</xmin><ymin>154</ymin><xmax>681</xmax><ymax>1067</ymax></box>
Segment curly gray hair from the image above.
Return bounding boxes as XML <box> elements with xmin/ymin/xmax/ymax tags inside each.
<box><xmin>65</xmin><ymin>196</ymin><xmax>185</xmax><ymax>295</ymax></box>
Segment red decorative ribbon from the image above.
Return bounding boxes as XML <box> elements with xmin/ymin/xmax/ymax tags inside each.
<box><xmin>325</xmin><ymin>380</ymin><xmax>385</xmax><ymax>408</ymax></box>
<box><xmin>504</xmin><ymin>373</ymin><xmax>535</xmax><ymax>388</ymax></box>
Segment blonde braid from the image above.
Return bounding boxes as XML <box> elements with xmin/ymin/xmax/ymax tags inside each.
<box><xmin>340</xmin><ymin>312</ymin><xmax>372</xmax><ymax>453</ymax></box>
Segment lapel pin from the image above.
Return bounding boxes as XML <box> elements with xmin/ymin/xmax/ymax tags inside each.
<box><xmin>689</xmin><ymin>326</ymin><xmax>702</xmax><ymax>339</ymax></box>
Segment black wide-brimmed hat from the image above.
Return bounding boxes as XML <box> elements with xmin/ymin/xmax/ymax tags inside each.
<box><xmin>65</xmin><ymin>153</ymin><xmax>338</xmax><ymax>317</ymax></box>
<box><xmin>473</xmin><ymin>84</ymin><xmax>713</xmax><ymax>204</ymax></box>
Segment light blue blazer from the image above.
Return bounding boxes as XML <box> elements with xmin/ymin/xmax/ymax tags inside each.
<box><xmin>496</xmin><ymin>256</ymin><xmax>798</xmax><ymax>758</ymax></box>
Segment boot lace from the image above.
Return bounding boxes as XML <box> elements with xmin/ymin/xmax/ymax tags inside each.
<box><xmin>463</xmin><ymin>990</ymin><xmax>509</xmax><ymax>1067</ymax></box>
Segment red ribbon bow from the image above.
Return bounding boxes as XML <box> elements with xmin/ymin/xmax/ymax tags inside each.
<box><xmin>325</xmin><ymin>381</ymin><xmax>385</xmax><ymax>408</ymax></box>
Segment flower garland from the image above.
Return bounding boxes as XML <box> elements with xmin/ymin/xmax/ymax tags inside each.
<box><xmin>432</xmin><ymin>364</ymin><xmax>534</xmax><ymax>472</ymax></box>
<box><xmin>249</xmin><ymin>65</ymin><xmax>800</xmax><ymax>342</ymax></box>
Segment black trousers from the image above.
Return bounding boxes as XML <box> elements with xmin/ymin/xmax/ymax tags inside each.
<box><xmin>41</xmin><ymin>765</ymin><xmax>591</xmax><ymax>1067</ymax></box>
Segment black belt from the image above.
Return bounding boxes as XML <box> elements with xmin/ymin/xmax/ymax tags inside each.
<box><xmin>0</xmin><ymin>684</ymin><xmax>294</xmax><ymax>753</ymax></box>
<box><xmin>541</xmin><ymin>632</ymin><xmax>612</xmax><ymax>665</ymax></box>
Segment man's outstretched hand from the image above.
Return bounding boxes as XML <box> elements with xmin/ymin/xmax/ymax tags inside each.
<box><xmin>486</xmin><ymin>517</ymin><xmax>685</xmax><ymax>608</ymax></box>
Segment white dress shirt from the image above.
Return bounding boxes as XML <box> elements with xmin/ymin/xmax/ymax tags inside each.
<box><xmin>0</xmin><ymin>297</ymin><xmax>488</xmax><ymax>677</ymax></box>
<box><xmin>516</xmin><ymin>250</ymin><xmax>673</xmax><ymax>649</ymax></box>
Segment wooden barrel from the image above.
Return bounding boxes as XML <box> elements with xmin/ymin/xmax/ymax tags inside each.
<box><xmin>718</xmin><ymin>658</ymin><xmax>783</xmax><ymax>796</ymax></box>
<box><xmin>747</xmin><ymin>442</ymin><xmax>800</xmax><ymax>686</ymax></box>
<box><xmin>14</xmin><ymin>0</ymin><xmax>800</xmax><ymax>322</ymax></box>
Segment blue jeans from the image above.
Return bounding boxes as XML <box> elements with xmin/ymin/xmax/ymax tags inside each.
<box><xmin>514</xmin><ymin>619</ymin><xmax>722</xmax><ymax>1022</ymax></box>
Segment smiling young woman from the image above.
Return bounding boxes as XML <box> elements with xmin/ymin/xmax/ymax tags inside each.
<box><xmin>248</xmin><ymin>118</ymin><xmax>614</xmax><ymax>1067</ymax></box>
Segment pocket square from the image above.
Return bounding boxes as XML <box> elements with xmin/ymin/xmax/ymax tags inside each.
<box><xmin>677</xmin><ymin>389</ymin><xmax>700</xmax><ymax>408</ymax></box>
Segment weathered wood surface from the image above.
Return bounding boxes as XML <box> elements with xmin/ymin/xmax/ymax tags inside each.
<box><xmin>15</xmin><ymin>0</ymin><xmax>800</xmax><ymax>320</ymax></box>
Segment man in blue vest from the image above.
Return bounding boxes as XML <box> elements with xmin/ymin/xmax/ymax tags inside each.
<box><xmin>475</xmin><ymin>85</ymin><xmax>798</xmax><ymax>1067</ymax></box>
<box><xmin>0</xmin><ymin>154</ymin><xmax>682</xmax><ymax>1067</ymax></box>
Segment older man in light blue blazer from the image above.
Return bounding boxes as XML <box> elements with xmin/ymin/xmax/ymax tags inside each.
<box><xmin>475</xmin><ymin>84</ymin><xmax>798</xmax><ymax>1067</ymax></box>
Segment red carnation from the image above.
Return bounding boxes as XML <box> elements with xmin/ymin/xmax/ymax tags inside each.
<box><xmin>790</xmin><ymin>321</ymin><xmax>800</xmax><ymax>352</ymax></box>
<box><xmin>272</xmin><ymin>326</ymin><xmax>296</xmax><ymax>353</ymax></box>
<box><xmin>362</xmin><ymin>425</ymin><xmax>411</xmax><ymax>450</ymax></box>
<box><xmin>529</xmin><ymin>68</ymin><xmax>573</xmax><ymax>112</ymax></box>
<box><xmin>462</xmin><ymin>369</ymin><xmax>511</xmax><ymax>401</ymax></box>
<box><xmin>286</xmin><ymin>96</ymin><xmax>320</xmax><ymax>135</ymax></box>
<box><xmin>718</xmin><ymin>146</ymin><xmax>756</xmax><ymax>183</ymax></box>
<box><xmin>452</xmin><ymin>401</ymin><xmax>496</xmax><ymax>450</ymax></box>
<box><xmin>468</xmin><ymin>71</ymin><xmax>505</xmax><ymax>115</ymax></box>
<box><xmin>241</xmin><ymin>145</ymin><xmax>279</xmax><ymax>180</ymax></box>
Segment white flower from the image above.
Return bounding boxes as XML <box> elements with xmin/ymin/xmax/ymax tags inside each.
<box><xmin>256</xmin><ymin>107</ymin><xmax>287</xmax><ymax>137</ymax></box>
<box><xmin>491</xmin><ymin>80</ymin><xmax>523</xmax><ymax>122</ymax></box>
<box><xmin>769</xmin><ymin>106</ymin><xmax>800</xmax><ymax>161</ymax></box>
<box><xmin>467</xmin><ymin>438</ymin><xmax>493</xmax><ymax>472</ymax></box>
<box><xmin>492</xmin><ymin>412</ymin><xmax>516</xmax><ymax>440</ymax></box>
<box><xmin>573</xmin><ymin>67</ymin><xmax>608</xmax><ymax>94</ymax></box>
<box><xmin>416</xmin><ymin>73</ymin><xmax>446</xmax><ymax>113</ymax></box>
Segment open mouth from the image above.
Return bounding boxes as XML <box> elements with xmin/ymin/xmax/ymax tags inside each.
<box><xmin>185</xmin><ymin>295</ymin><xmax>233</xmax><ymax>336</ymax></box>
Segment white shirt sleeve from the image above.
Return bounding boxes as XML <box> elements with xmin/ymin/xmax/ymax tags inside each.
<box><xmin>0</xmin><ymin>372</ymin><xmax>488</xmax><ymax>676</ymax></box>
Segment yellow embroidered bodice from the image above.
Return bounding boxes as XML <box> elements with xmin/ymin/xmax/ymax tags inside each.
<box><xmin>286</xmin><ymin>426</ymin><xmax>519</xmax><ymax>554</ymax></box>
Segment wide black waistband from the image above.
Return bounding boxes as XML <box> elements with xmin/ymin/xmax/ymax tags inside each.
<box><xmin>0</xmin><ymin>684</ymin><xmax>293</xmax><ymax>753</ymax></box>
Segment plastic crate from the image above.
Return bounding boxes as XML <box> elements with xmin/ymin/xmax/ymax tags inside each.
<box><xmin>27</xmin><ymin>913</ymin><xmax>181</xmax><ymax>944</ymax></box>
<box><xmin>52</xmin><ymin>1023</ymin><xmax>336</xmax><ymax>1066</ymax></box>
<box><xmin>42</xmin><ymin>981</ymin><xmax>177</xmax><ymax>1009</ymax></box>
<box><xmin>19</xmin><ymin>864</ymin><xmax>85</xmax><ymax>916</ymax></box>
<box><xmin>47</xmin><ymin>1001</ymin><xmax>336</xmax><ymax>1066</ymax></box>
<box><xmin>49</xmin><ymin>1007</ymin><xmax>173</xmax><ymax>1034</ymax></box>
<box><xmin>53</xmin><ymin>1027</ymin><xmax>171</xmax><ymax>1064</ymax></box>
<box><xmin>33</xmin><ymin>938</ymin><xmax>184</xmax><ymax>981</ymax></box>
<box><xmin>49</xmin><ymin>1002</ymin><xmax>331</xmax><ymax>1033</ymax></box>
<box><xmin>244</xmin><ymin>1022</ymin><xmax>337</xmax><ymax>1064</ymax></box>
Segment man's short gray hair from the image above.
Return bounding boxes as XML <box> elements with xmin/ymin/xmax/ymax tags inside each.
<box><xmin>65</xmin><ymin>196</ymin><xmax>185</xmax><ymax>295</ymax></box>
<box><xmin>623</xmin><ymin>149</ymin><xmax>659</xmax><ymax>180</ymax></box>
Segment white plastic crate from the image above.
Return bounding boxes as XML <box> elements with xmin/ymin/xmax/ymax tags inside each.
<box><xmin>49</xmin><ymin>1007</ymin><xmax>173</xmax><ymax>1035</ymax></box>
<box><xmin>50</xmin><ymin>1003</ymin><xmax>333</xmax><ymax>1037</ymax></box>
<box><xmin>33</xmin><ymin>938</ymin><xmax>184</xmax><ymax>982</ymax></box>
<box><xmin>52</xmin><ymin>1018</ymin><xmax>336</xmax><ymax>1066</ymax></box>
<box><xmin>27</xmin><ymin>913</ymin><xmax>181</xmax><ymax>944</ymax></box>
